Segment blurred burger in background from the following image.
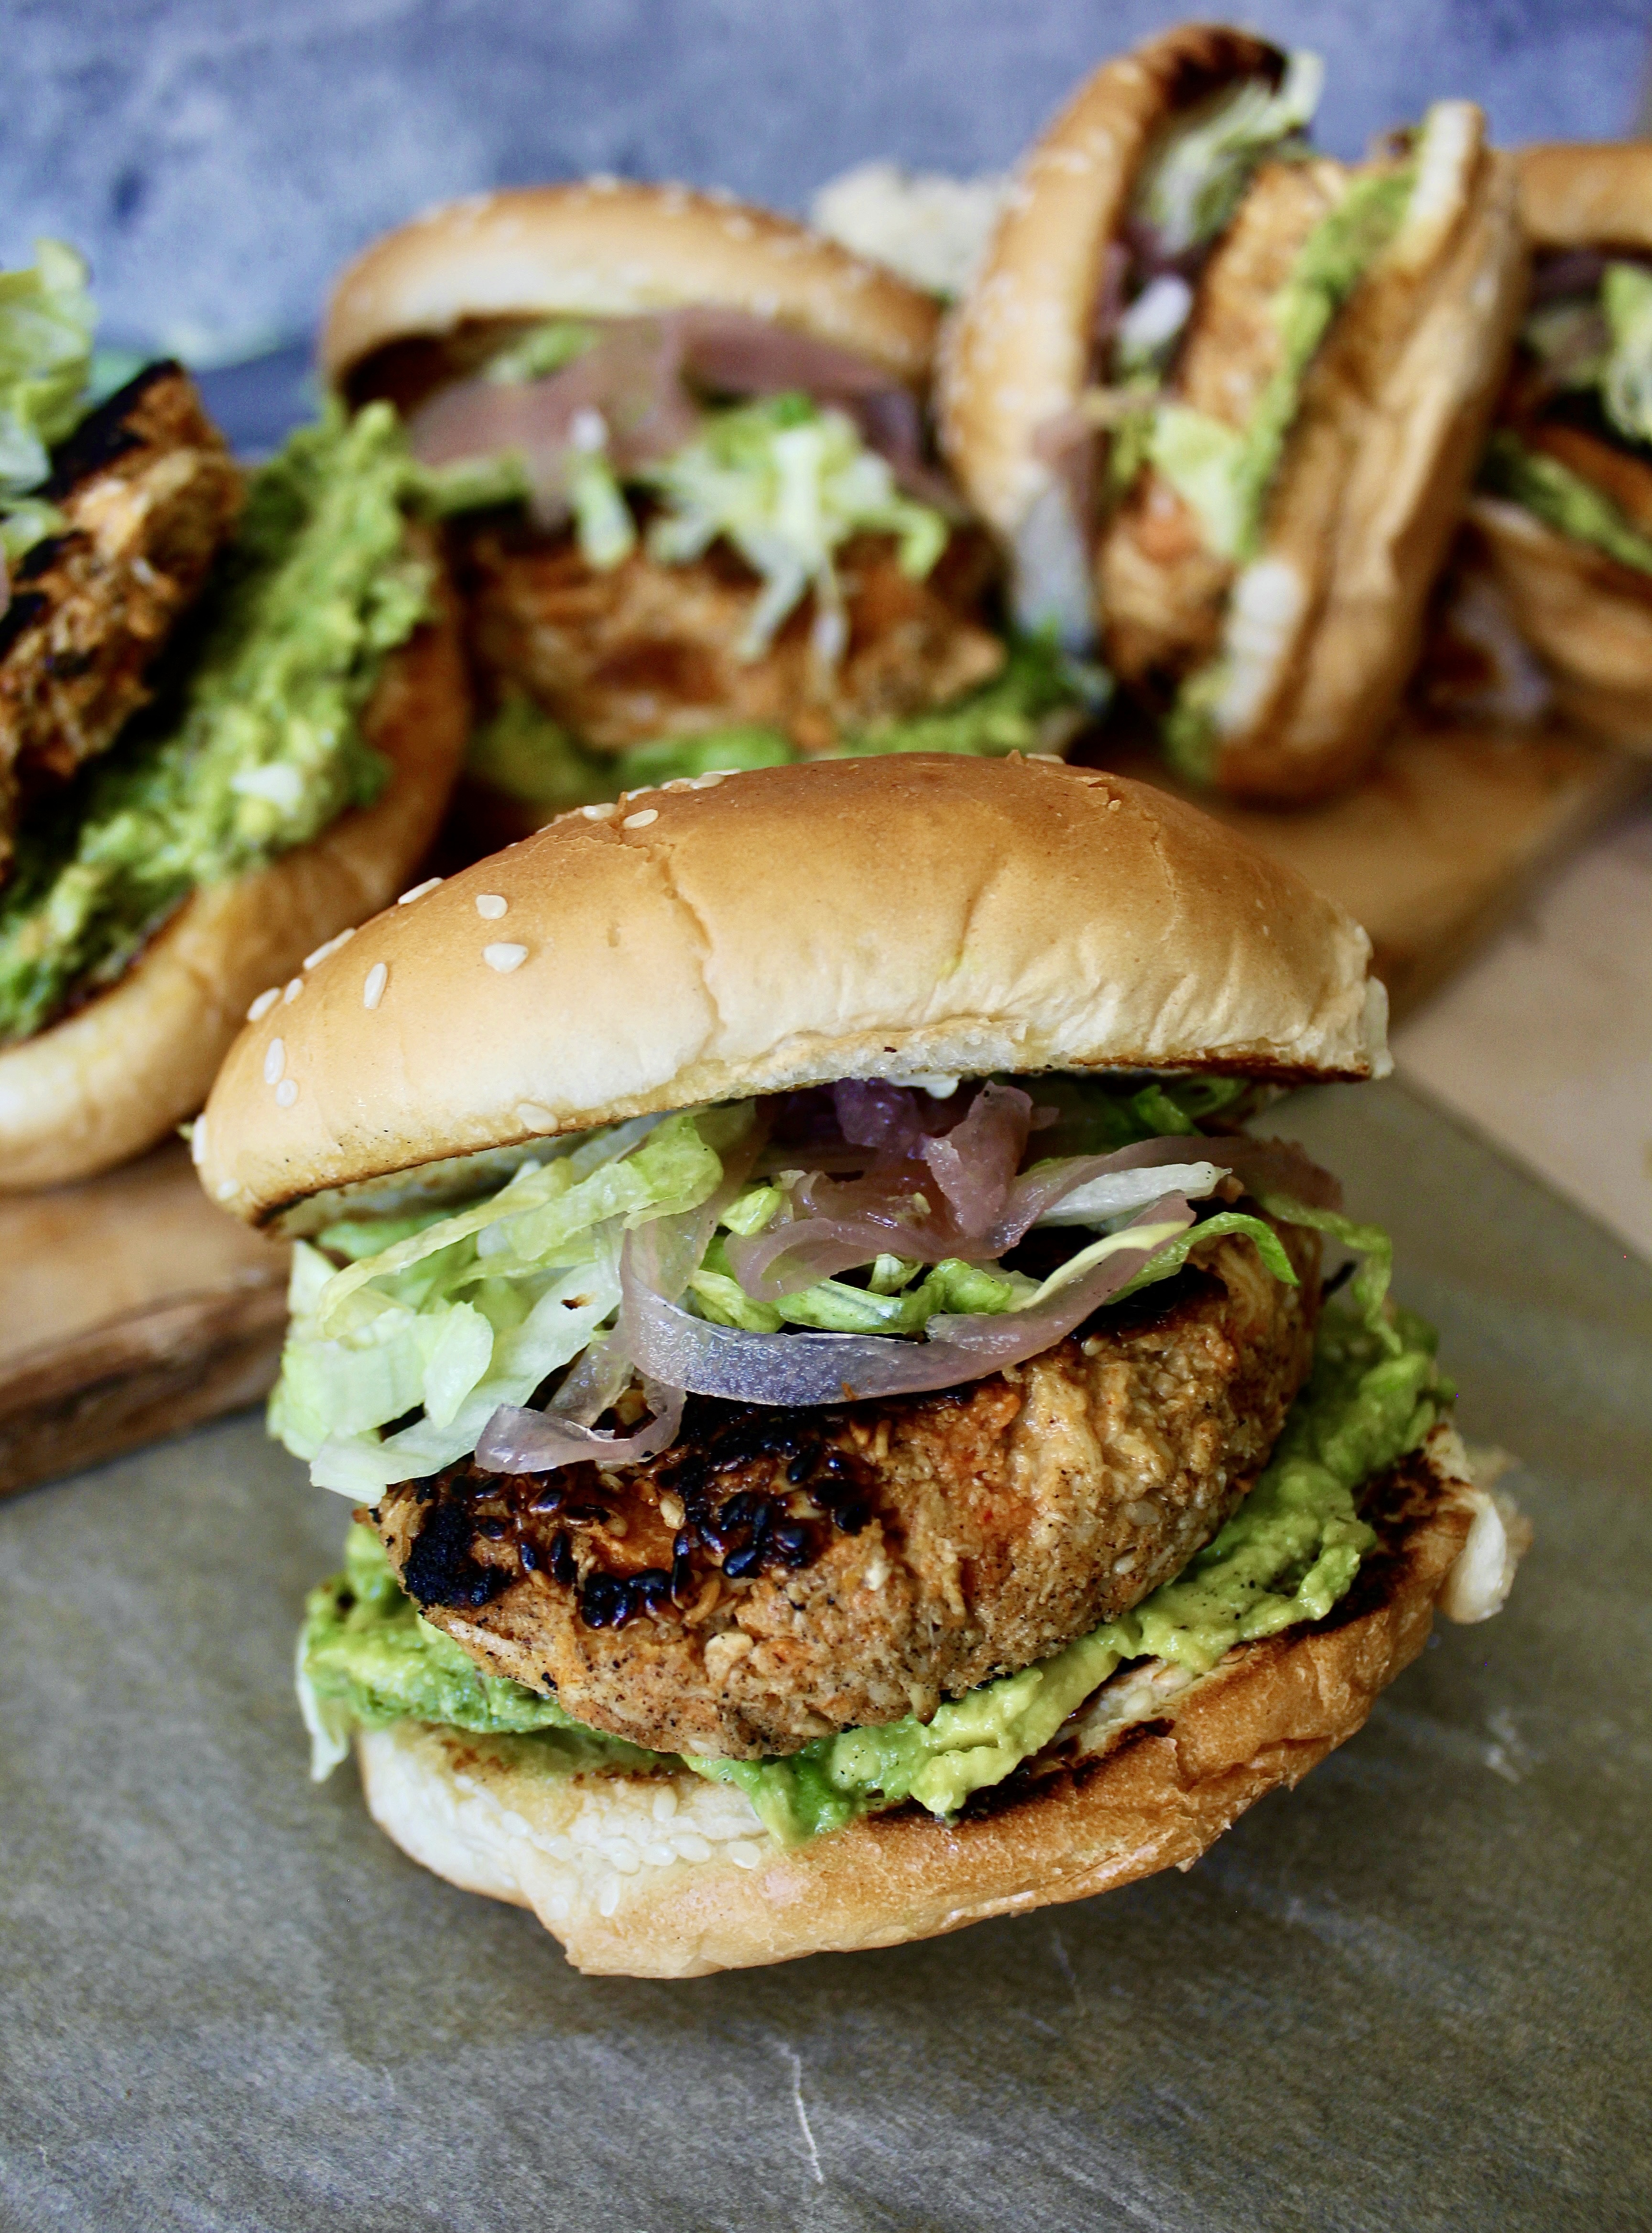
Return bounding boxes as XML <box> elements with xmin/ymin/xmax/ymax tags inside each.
<box><xmin>939</xmin><ymin>22</ymin><xmax>1526</xmax><ymax>802</ymax></box>
<box><xmin>1465</xmin><ymin>143</ymin><xmax>1652</xmax><ymax>749</ymax></box>
<box><xmin>0</xmin><ymin>241</ymin><xmax>467</xmax><ymax>1190</ymax></box>
<box><xmin>321</xmin><ymin>182</ymin><xmax>1099</xmax><ymax>843</ymax></box>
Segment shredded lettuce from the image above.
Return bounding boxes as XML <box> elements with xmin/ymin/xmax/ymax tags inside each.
<box><xmin>1480</xmin><ymin>427</ymin><xmax>1652</xmax><ymax>577</ymax></box>
<box><xmin>272</xmin><ymin>1109</ymin><xmax>740</xmax><ymax>1495</ymax></box>
<box><xmin>1134</xmin><ymin>51</ymin><xmax>1324</xmax><ymax>260</ymax></box>
<box><xmin>484</xmin><ymin>319</ymin><xmax>599</xmax><ymax>385</ymax></box>
<box><xmin>1515</xmin><ymin>261</ymin><xmax>1652</xmax><ymax>451</ymax></box>
<box><xmin>0</xmin><ymin>239</ymin><xmax>96</xmax><ymax>564</ymax></box>
<box><xmin>273</xmin><ymin>1073</ymin><xmax>1282</xmax><ymax>1494</ymax></box>
<box><xmin>463</xmin><ymin>629</ymin><xmax>1097</xmax><ymax>815</ymax></box>
<box><xmin>1601</xmin><ymin>261</ymin><xmax>1652</xmax><ymax>448</ymax></box>
<box><xmin>295</xmin><ymin>1205</ymin><xmax>1441</xmax><ymax>1841</ymax></box>
<box><xmin>635</xmin><ymin>391</ymin><xmax>947</xmax><ymax>659</ymax></box>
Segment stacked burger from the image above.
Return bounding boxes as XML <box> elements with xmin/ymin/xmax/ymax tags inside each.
<box><xmin>939</xmin><ymin>24</ymin><xmax>1526</xmax><ymax>800</ymax></box>
<box><xmin>0</xmin><ymin>242</ymin><xmax>468</xmax><ymax>1188</ymax></box>
<box><xmin>323</xmin><ymin>183</ymin><xmax>1095</xmax><ymax>839</ymax></box>
<box><xmin>1467</xmin><ymin>144</ymin><xmax>1652</xmax><ymax>747</ymax></box>
<box><xmin>198</xmin><ymin>753</ymin><xmax>1524</xmax><ymax>1975</ymax></box>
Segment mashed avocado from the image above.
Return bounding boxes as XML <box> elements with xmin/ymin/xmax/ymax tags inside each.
<box><xmin>298</xmin><ymin>1249</ymin><xmax>1446</xmax><ymax>1846</ymax></box>
<box><xmin>0</xmin><ymin>402</ymin><xmax>429</xmax><ymax>1042</ymax></box>
<box><xmin>0</xmin><ymin>239</ymin><xmax>97</xmax><ymax>562</ymax></box>
<box><xmin>1480</xmin><ymin>428</ymin><xmax>1652</xmax><ymax>577</ymax></box>
<box><xmin>464</xmin><ymin>630</ymin><xmax>1099</xmax><ymax>817</ymax></box>
<box><xmin>1148</xmin><ymin>163</ymin><xmax>1416</xmax><ymax>568</ymax></box>
<box><xmin>1149</xmin><ymin>159</ymin><xmax>1418</xmax><ymax>786</ymax></box>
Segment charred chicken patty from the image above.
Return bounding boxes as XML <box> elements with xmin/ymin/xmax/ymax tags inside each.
<box><xmin>0</xmin><ymin>361</ymin><xmax>241</xmax><ymax>866</ymax></box>
<box><xmin>462</xmin><ymin>522</ymin><xmax>1004</xmax><ymax>757</ymax></box>
<box><xmin>375</xmin><ymin>1215</ymin><xmax>1319</xmax><ymax>1756</ymax></box>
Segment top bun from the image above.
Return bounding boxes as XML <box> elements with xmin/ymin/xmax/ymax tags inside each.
<box><xmin>938</xmin><ymin>23</ymin><xmax>1282</xmax><ymax>541</ymax></box>
<box><xmin>321</xmin><ymin>179</ymin><xmax>941</xmax><ymax>393</ymax></box>
<box><xmin>198</xmin><ymin>755</ymin><xmax>1388</xmax><ymax>1227</ymax></box>
<box><xmin>1518</xmin><ymin>142</ymin><xmax>1652</xmax><ymax>252</ymax></box>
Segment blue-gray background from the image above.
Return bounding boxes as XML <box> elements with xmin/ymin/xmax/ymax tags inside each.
<box><xmin>6</xmin><ymin>0</ymin><xmax>1650</xmax><ymax>373</ymax></box>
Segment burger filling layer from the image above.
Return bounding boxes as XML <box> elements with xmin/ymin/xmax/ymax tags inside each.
<box><xmin>388</xmin><ymin>312</ymin><xmax>1095</xmax><ymax>776</ymax></box>
<box><xmin>0</xmin><ymin>397</ymin><xmax>431</xmax><ymax>1042</ymax></box>
<box><xmin>1481</xmin><ymin>249</ymin><xmax>1652</xmax><ymax>577</ymax></box>
<box><xmin>1059</xmin><ymin>75</ymin><xmax>1462</xmax><ymax>780</ymax></box>
<box><xmin>280</xmin><ymin>1073</ymin><xmax>1446</xmax><ymax>1842</ymax></box>
<box><xmin>300</xmin><ymin>1277</ymin><xmax>1445</xmax><ymax>1842</ymax></box>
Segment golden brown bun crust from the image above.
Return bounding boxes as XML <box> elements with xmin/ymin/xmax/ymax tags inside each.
<box><xmin>0</xmin><ymin>584</ymin><xmax>469</xmax><ymax>1192</ymax></box>
<box><xmin>1210</xmin><ymin>126</ymin><xmax>1527</xmax><ymax>800</ymax></box>
<box><xmin>355</xmin><ymin>1421</ymin><xmax>1480</xmax><ymax>1976</ymax></box>
<box><xmin>322</xmin><ymin>181</ymin><xmax>940</xmax><ymax>393</ymax></box>
<box><xmin>942</xmin><ymin>46</ymin><xmax>1525</xmax><ymax>803</ymax></box>
<box><xmin>1468</xmin><ymin>493</ymin><xmax>1652</xmax><ymax>750</ymax></box>
<box><xmin>937</xmin><ymin>23</ymin><xmax>1282</xmax><ymax>540</ymax></box>
<box><xmin>197</xmin><ymin>755</ymin><xmax>1390</xmax><ymax>1226</ymax></box>
<box><xmin>1518</xmin><ymin>142</ymin><xmax>1652</xmax><ymax>252</ymax></box>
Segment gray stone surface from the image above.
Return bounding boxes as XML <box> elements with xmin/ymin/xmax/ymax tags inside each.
<box><xmin>5</xmin><ymin>0</ymin><xmax>1652</xmax><ymax>362</ymax></box>
<box><xmin>1</xmin><ymin>1076</ymin><xmax>1647</xmax><ymax>2231</ymax></box>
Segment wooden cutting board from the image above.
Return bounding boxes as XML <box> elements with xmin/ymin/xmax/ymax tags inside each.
<box><xmin>0</xmin><ymin>1139</ymin><xmax>289</xmax><ymax>1499</ymax></box>
<box><xmin>4</xmin><ymin>709</ymin><xmax>1641</xmax><ymax>1499</ymax></box>
<box><xmin>1096</xmin><ymin>712</ymin><xmax>1648</xmax><ymax>1019</ymax></box>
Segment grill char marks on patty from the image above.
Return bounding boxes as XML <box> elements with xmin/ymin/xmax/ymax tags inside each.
<box><xmin>375</xmin><ymin>1217</ymin><xmax>1321</xmax><ymax>1757</ymax></box>
<box><xmin>0</xmin><ymin>362</ymin><xmax>242</xmax><ymax>873</ymax></box>
<box><xmin>459</xmin><ymin>522</ymin><xmax>1005</xmax><ymax>756</ymax></box>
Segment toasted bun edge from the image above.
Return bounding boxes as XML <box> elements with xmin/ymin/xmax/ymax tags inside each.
<box><xmin>355</xmin><ymin>1421</ymin><xmax>1488</xmax><ymax>1976</ymax></box>
<box><xmin>0</xmin><ymin>582</ymin><xmax>470</xmax><ymax>1192</ymax></box>
<box><xmin>322</xmin><ymin>180</ymin><xmax>941</xmax><ymax>392</ymax></box>
<box><xmin>197</xmin><ymin>754</ymin><xmax>1389</xmax><ymax>1226</ymax></box>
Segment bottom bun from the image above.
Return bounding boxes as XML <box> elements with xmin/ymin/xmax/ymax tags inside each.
<box><xmin>1469</xmin><ymin>494</ymin><xmax>1652</xmax><ymax>752</ymax></box>
<box><xmin>356</xmin><ymin>1422</ymin><xmax>1508</xmax><ymax>1978</ymax></box>
<box><xmin>0</xmin><ymin>603</ymin><xmax>468</xmax><ymax>1190</ymax></box>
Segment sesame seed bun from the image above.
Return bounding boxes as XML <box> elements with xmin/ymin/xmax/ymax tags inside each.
<box><xmin>196</xmin><ymin>753</ymin><xmax>1389</xmax><ymax>1230</ymax></box>
<box><xmin>0</xmin><ymin>569</ymin><xmax>469</xmax><ymax>1192</ymax></box>
<box><xmin>1466</xmin><ymin>493</ymin><xmax>1652</xmax><ymax>750</ymax></box>
<box><xmin>937</xmin><ymin>23</ymin><xmax>1282</xmax><ymax>546</ymax></box>
<box><xmin>938</xmin><ymin>28</ymin><xmax>1525</xmax><ymax>802</ymax></box>
<box><xmin>1516</xmin><ymin>141</ymin><xmax>1652</xmax><ymax>252</ymax></box>
<box><xmin>1462</xmin><ymin>144</ymin><xmax>1652</xmax><ymax>753</ymax></box>
<box><xmin>350</xmin><ymin>1420</ymin><xmax>1494</xmax><ymax>1976</ymax></box>
<box><xmin>321</xmin><ymin>180</ymin><xmax>940</xmax><ymax>397</ymax></box>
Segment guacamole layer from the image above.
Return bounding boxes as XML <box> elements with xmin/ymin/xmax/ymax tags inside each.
<box><xmin>0</xmin><ymin>401</ymin><xmax>429</xmax><ymax>1044</ymax></box>
<box><xmin>299</xmin><ymin>1286</ymin><xmax>1446</xmax><ymax>1848</ymax></box>
<box><xmin>462</xmin><ymin>629</ymin><xmax>1100</xmax><ymax>819</ymax></box>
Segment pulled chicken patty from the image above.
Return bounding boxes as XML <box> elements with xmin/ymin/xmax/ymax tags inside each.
<box><xmin>0</xmin><ymin>362</ymin><xmax>242</xmax><ymax>868</ymax></box>
<box><xmin>460</xmin><ymin>523</ymin><xmax>1004</xmax><ymax>756</ymax></box>
<box><xmin>375</xmin><ymin>1215</ymin><xmax>1320</xmax><ymax>1757</ymax></box>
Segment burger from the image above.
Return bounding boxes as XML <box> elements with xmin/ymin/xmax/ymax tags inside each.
<box><xmin>1466</xmin><ymin>143</ymin><xmax>1652</xmax><ymax>748</ymax></box>
<box><xmin>197</xmin><ymin>753</ymin><xmax>1525</xmax><ymax>1977</ymax></box>
<box><xmin>319</xmin><ymin>181</ymin><xmax>1097</xmax><ymax>839</ymax></box>
<box><xmin>938</xmin><ymin>23</ymin><xmax>1526</xmax><ymax>802</ymax></box>
<box><xmin>0</xmin><ymin>241</ymin><xmax>468</xmax><ymax>1190</ymax></box>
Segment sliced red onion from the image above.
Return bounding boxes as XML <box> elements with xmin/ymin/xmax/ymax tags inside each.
<box><xmin>409</xmin><ymin>317</ymin><xmax>703</xmax><ymax>522</ymax></box>
<box><xmin>474</xmin><ymin>1120</ymin><xmax>767</xmax><ymax>1468</ymax></box>
<box><xmin>728</xmin><ymin>1127</ymin><xmax>1337</xmax><ymax>1300</ymax></box>
<box><xmin>991</xmin><ymin>1132</ymin><xmax>1340</xmax><ymax>1243</ymax></box>
<box><xmin>409</xmin><ymin>306</ymin><xmax>948</xmax><ymax>522</ymax></box>
<box><xmin>629</xmin><ymin>1197</ymin><xmax>1196</xmax><ymax>1406</ymax></box>
<box><xmin>920</xmin><ymin>1080</ymin><xmax>1031</xmax><ymax>1235</ymax></box>
<box><xmin>831</xmin><ymin>1078</ymin><xmax>935</xmax><ymax>1155</ymax></box>
<box><xmin>477</xmin><ymin>1378</ymin><xmax>685</xmax><ymax>1474</ymax></box>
